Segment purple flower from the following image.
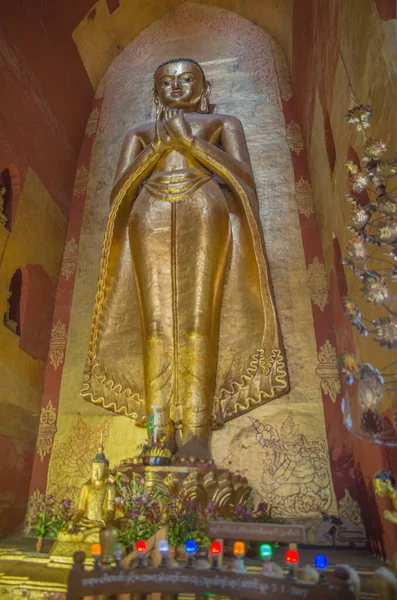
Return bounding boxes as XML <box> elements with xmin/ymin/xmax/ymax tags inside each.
<box><xmin>61</xmin><ymin>498</ymin><xmax>72</xmax><ymax>510</ymax></box>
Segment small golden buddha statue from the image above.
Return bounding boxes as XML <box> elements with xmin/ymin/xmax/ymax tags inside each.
<box><xmin>0</xmin><ymin>184</ymin><xmax>7</xmax><ymax>227</ymax></box>
<box><xmin>373</xmin><ymin>471</ymin><xmax>397</xmax><ymax>525</ymax></box>
<box><xmin>58</xmin><ymin>444</ymin><xmax>116</xmax><ymax>544</ymax></box>
<box><xmin>82</xmin><ymin>57</ymin><xmax>288</xmax><ymax>456</ymax></box>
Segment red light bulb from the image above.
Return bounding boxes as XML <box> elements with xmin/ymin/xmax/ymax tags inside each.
<box><xmin>285</xmin><ymin>549</ymin><xmax>299</xmax><ymax>564</ymax></box>
<box><xmin>210</xmin><ymin>541</ymin><xmax>222</xmax><ymax>555</ymax></box>
<box><xmin>136</xmin><ymin>540</ymin><xmax>147</xmax><ymax>554</ymax></box>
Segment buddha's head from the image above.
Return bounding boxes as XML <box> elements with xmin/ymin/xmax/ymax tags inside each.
<box><xmin>373</xmin><ymin>470</ymin><xmax>395</xmax><ymax>498</ymax></box>
<box><xmin>91</xmin><ymin>443</ymin><xmax>109</xmax><ymax>483</ymax></box>
<box><xmin>153</xmin><ymin>58</ymin><xmax>211</xmax><ymax>113</ymax></box>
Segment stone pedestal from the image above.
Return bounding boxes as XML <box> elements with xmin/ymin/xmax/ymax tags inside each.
<box><xmin>115</xmin><ymin>458</ymin><xmax>251</xmax><ymax>517</ymax></box>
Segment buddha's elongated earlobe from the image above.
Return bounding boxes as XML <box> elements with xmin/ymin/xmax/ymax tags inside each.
<box><xmin>152</xmin><ymin>88</ymin><xmax>165</xmax><ymax>118</ymax></box>
<box><xmin>199</xmin><ymin>81</ymin><xmax>212</xmax><ymax>114</ymax></box>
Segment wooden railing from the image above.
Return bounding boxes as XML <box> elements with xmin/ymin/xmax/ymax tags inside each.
<box><xmin>67</xmin><ymin>551</ymin><xmax>356</xmax><ymax>600</ymax></box>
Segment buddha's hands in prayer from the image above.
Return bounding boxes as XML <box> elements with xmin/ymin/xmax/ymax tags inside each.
<box><xmin>164</xmin><ymin>108</ymin><xmax>193</xmax><ymax>148</ymax></box>
<box><xmin>152</xmin><ymin>104</ymin><xmax>172</xmax><ymax>152</ymax></box>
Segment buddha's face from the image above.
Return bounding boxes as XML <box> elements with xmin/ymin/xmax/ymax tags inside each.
<box><xmin>155</xmin><ymin>61</ymin><xmax>205</xmax><ymax>111</ymax></box>
<box><xmin>92</xmin><ymin>461</ymin><xmax>107</xmax><ymax>483</ymax></box>
<box><xmin>373</xmin><ymin>477</ymin><xmax>392</xmax><ymax>497</ymax></box>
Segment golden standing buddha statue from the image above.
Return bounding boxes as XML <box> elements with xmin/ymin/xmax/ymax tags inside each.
<box><xmin>82</xmin><ymin>58</ymin><xmax>288</xmax><ymax>455</ymax></box>
<box><xmin>58</xmin><ymin>444</ymin><xmax>116</xmax><ymax>544</ymax></box>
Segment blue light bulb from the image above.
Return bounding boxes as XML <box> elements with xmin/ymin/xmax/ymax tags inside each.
<box><xmin>158</xmin><ymin>540</ymin><xmax>169</xmax><ymax>553</ymax></box>
<box><xmin>185</xmin><ymin>539</ymin><xmax>197</xmax><ymax>554</ymax></box>
<box><xmin>314</xmin><ymin>554</ymin><xmax>327</xmax><ymax>569</ymax></box>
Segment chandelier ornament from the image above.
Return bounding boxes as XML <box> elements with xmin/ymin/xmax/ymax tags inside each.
<box><xmin>338</xmin><ymin>51</ymin><xmax>397</xmax><ymax>445</ymax></box>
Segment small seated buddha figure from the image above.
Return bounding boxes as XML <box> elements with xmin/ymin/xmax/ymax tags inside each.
<box><xmin>58</xmin><ymin>444</ymin><xmax>116</xmax><ymax>544</ymax></box>
<box><xmin>373</xmin><ymin>471</ymin><xmax>397</xmax><ymax>525</ymax></box>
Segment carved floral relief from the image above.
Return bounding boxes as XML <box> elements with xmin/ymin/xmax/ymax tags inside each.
<box><xmin>295</xmin><ymin>177</ymin><xmax>315</xmax><ymax>218</ymax></box>
<box><xmin>306</xmin><ymin>257</ymin><xmax>329</xmax><ymax>311</ymax></box>
<box><xmin>61</xmin><ymin>237</ymin><xmax>79</xmax><ymax>281</ymax></box>
<box><xmin>286</xmin><ymin>121</ymin><xmax>304</xmax><ymax>155</ymax></box>
<box><xmin>316</xmin><ymin>340</ymin><xmax>341</xmax><ymax>403</ymax></box>
<box><xmin>36</xmin><ymin>400</ymin><xmax>58</xmax><ymax>462</ymax></box>
<box><xmin>49</xmin><ymin>320</ymin><xmax>67</xmax><ymax>370</ymax></box>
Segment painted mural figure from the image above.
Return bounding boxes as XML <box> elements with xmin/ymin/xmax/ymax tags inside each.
<box><xmin>82</xmin><ymin>58</ymin><xmax>288</xmax><ymax>455</ymax></box>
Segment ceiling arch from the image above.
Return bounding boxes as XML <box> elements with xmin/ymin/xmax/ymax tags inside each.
<box><xmin>72</xmin><ymin>0</ymin><xmax>293</xmax><ymax>89</ymax></box>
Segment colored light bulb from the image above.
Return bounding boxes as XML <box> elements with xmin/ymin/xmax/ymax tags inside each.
<box><xmin>114</xmin><ymin>542</ymin><xmax>123</xmax><ymax>555</ymax></box>
<box><xmin>285</xmin><ymin>549</ymin><xmax>299</xmax><ymax>564</ymax></box>
<box><xmin>158</xmin><ymin>540</ymin><xmax>169</xmax><ymax>554</ymax></box>
<box><xmin>136</xmin><ymin>540</ymin><xmax>147</xmax><ymax>554</ymax></box>
<box><xmin>314</xmin><ymin>554</ymin><xmax>327</xmax><ymax>569</ymax></box>
<box><xmin>210</xmin><ymin>541</ymin><xmax>222</xmax><ymax>555</ymax></box>
<box><xmin>91</xmin><ymin>543</ymin><xmax>101</xmax><ymax>556</ymax></box>
<box><xmin>114</xmin><ymin>541</ymin><xmax>123</xmax><ymax>565</ymax></box>
<box><xmin>260</xmin><ymin>543</ymin><xmax>273</xmax><ymax>559</ymax></box>
<box><xmin>185</xmin><ymin>539</ymin><xmax>197</xmax><ymax>554</ymax></box>
<box><xmin>233</xmin><ymin>541</ymin><xmax>246</xmax><ymax>556</ymax></box>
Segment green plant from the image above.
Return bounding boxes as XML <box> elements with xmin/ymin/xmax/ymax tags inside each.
<box><xmin>166</xmin><ymin>496</ymin><xmax>211</xmax><ymax>549</ymax></box>
<box><xmin>115</xmin><ymin>477</ymin><xmax>165</xmax><ymax>550</ymax></box>
<box><xmin>25</xmin><ymin>495</ymin><xmax>73</xmax><ymax>539</ymax></box>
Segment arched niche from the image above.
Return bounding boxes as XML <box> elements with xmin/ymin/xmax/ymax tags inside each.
<box><xmin>73</xmin><ymin>0</ymin><xmax>293</xmax><ymax>89</ymax></box>
<box><xmin>3</xmin><ymin>264</ymin><xmax>54</xmax><ymax>360</ymax></box>
<box><xmin>59</xmin><ymin>3</ymin><xmax>338</xmax><ymax>519</ymax></box>
<box><xmin>0</xmin><ymin>164</ymin><xmax>21</xmax><ymax>232</ymax></box>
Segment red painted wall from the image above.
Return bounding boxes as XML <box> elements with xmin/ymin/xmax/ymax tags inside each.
<box><xmin>0</xmin><ymin>0</ymin><xmax>95</xmax><ymax>215</ymax></box>
<box><xmin>292</xmin><ymin>0</ymin><xmax>397</xmax><ymax>560</ymax></box>
<box><xmin>292</xmin><ymin>0</ymin><xmax>342</xmax><ymax>153</ymax></box>
<box><xmin>0</xmin><ymin>1</ymin><xmax>96</xmax><ymax>535</ymax></box>
<box><xmin>374</xmin><ymin>0</ymin><xmax>396</xmax><ymax>20</ymax></box>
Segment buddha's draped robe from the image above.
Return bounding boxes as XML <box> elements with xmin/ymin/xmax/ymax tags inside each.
<box><xmin>81</xmin><ymin>118</ymin><xmax>289</xmax><ymax>442</ymax></box>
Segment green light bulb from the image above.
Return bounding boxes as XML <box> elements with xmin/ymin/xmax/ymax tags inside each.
<box><xmin>260</xmin><ymin>543</ymin><xmax>272</xmax><ymax>559</ymax></box>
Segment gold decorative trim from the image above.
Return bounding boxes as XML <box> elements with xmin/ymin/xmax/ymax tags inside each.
<box><xmin>214</xmin><ymin>349</ymin><xmax>289</xmax><ymax>426</ymax></box>
<box><xmin>36</xmin><ymin>400</ymin><xmax>57</xmax><ymax>462</ymax></box>
<box><xmin>73</xmin><ymin>165</ymin><xmax>88</xmax><ymax>197</ymax></box>
<box><xmin>85</xmin><ymin>107</ymin><xmax>100</xmax><ymax>137</ymax></box>
<box><xmin>286</xmin><ymin>120</ymin><xmax>304</xmax><ymax>155</ymax></box>
<box><xmin>81</xmin><ymin>359</ymin><xmax>144</xmax><ymax>419</ymax></box>
<box><xmin>61</xmin><ymin>237</ymin><xmax>79</xmax><ymax>280</ymax></box>
<box><xmin>49</xmin><ymin>319</ymin><xmax>67</xmax><ymax>370</ymax></box>
<box><xmin>306</xmin><ymin>257</ymin><xmax>329</xmax><ymax>311</ymax></box>
<box><xmin>295</xmin><ymin>177</ymin><xmax>315</xmax><ymax>217</ymax></box>
<box><xmin>316</xmin><ymin>340</ymin><xmax>341</xmax><ymax>403</ymax></box>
